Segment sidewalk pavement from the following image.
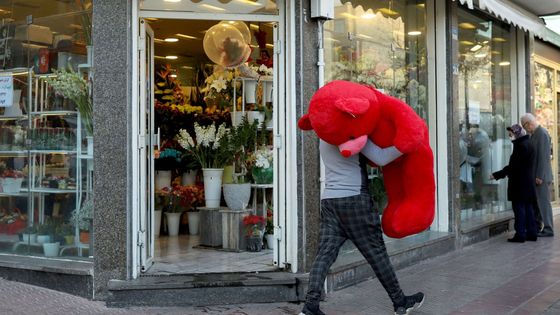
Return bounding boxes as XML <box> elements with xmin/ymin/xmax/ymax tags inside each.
<box><xmin>2</xmin><ymin>228</ymin><xmax>560</xmax><ymax>315</ymax></box>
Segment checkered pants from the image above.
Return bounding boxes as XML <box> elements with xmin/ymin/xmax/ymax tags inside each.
<box><xmin>305</xmin><ymin>193</ymin><xmax>404</xmax><ymax>305</ymax></box>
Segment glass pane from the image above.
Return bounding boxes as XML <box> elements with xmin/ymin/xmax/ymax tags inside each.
<box><xmin>141</xmin><ymin>0</ymin><xmax>279</xmax><ymax>15</ymax></box>
<box><xmin>0</xmin><ymin>1</ymin><xmax>93</xmax><ymax>260</ymax></box>
<box><xmin>457</xmin><ymin>7</ymin><xmax>512</xmax><ymax>224</ymax></box>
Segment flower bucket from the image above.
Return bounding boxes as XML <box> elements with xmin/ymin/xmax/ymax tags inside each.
<box><xmin>165</xmin><ymin>212</ymin><xmax>182</xmax><ymax>236</ymax></box>
<box><xmin>22</xmin><ymin>233</ymin><xmax>37</xmax><ymax>244</ymax></box>
<box><xmin>37</xmin><ymin>235</ymin><xmax>51</xmax><ymax>244</ymax></box>
<box><xmin>246</xmin><ymin>235</ymin><xmax>262</xmax><ymax>252</ymax></box>
<box><xmin>202</xmin><ymin>168</ymin><xmax>223</xmax><ymax>208</ymax></box>
<box><xmin>252</xmin><ymin>166</ymin><xmax>273</xmax><ymax>184</ymax></box>
<box><xmin>223</xmin><ymin>183</ymin><xmax>251</xmax><ymax>210</ymax></box>
<box><xmin>263</xmin><ymin>81</ymin><xmax>273</xmax><ymax>104</ymax></box>
<box><xmin>247</xmin><ymin>111</ymin><xmax>265</xmax><ymax>125</ymax></box>
<box><xmin>187</xmin><ymin>211</ymin><xmax>200</xmax><ymax>235</ymax></box>
<box><xmin>43</xmin><ymin>242</ymin><xmax>60</xmax><ymax>257</ymax></box>
<box><xmin>244</xmin><ymin>80</ymin><xmax>258</xmax><ymax>104</ymax></box>
<box><xmin>155</xmin><ymin>170</ymin><xmax>172</xmax><ymax>191</ymax></box>
<box><xmin>1</xmin><ymin>177</ymin><xmax>23</xmax><ymax>193</ymax></box>
<box><xmin>181</xmin><ymin>170</ymin><xmax>197</xmax><ymax>186</ymax></box>
<box><xmin>266</xmin><ymin>233</ymin><xmax>275</xmax><ymax>250</ymax></box>
<box><xmin>154</xmin><ymin>210</ymin><xmax>162</xmax><ymax>237</ymax></box>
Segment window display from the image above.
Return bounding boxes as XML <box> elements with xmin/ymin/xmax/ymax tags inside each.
<box><xmin>0</xmin><ymin>1</ymin><xmax>93</xmax><ymax>259</ymax></box>
<box><xmin>456</xmin><ymin>7</ymin><xmax>512</xmax><ymax>224</ymax></box>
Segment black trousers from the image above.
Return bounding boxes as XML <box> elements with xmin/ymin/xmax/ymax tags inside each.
<box><xmin>305</xmin><ymin>193</ymin><xmax>404</xmax><ymax>306</ymax></box>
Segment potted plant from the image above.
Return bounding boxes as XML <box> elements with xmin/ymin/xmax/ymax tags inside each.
<box><xmin>174</xmin><ymin>184</ymin><xmax>204</xmax><ymax>235</ymax></box>
<box><xmin>71</xmin><ymin>196</ymin><xmax>93</xmax><ymax>243</ymax></box>
<box><xmin>220</xmin><ymin>117</ymin><xmax>258</xmax><ymax>210</ymax></box>
<box><xmin>265</xmin><ymin>206</ymin><xmax>274</xmax><ymax>250</ymax></box>
<box><xmin>45</xmin><ymin>68</ymin><xmax>93</xmax><ymax>155</ymax></box>
<box><xmin>249</xmin><ymin>145</ymin><xmax>273</xmax><ymax>184</ymax></box>
<box><xmin>176</xmin><ymin>122</ymin><xmax>231</xmax><ymax>208</ymax></box>
<box><xmin>36</xmin><ymin>221</ymin><xmax>52</xmax><ymax>244</ymax></box>
<box><xmin>1</xmin><ymin>169</ymin><xmax>24</xmax><ymax>193</ymax></box>
<box><xmin>21</xmin><ymin>224</ymin><xmax>38</xmax><ymax>244</ymax></box>
<box><xmin>58</xmin><ymin>223</ymin><xmax>75</xmax><ymax>245</ymax></box>
<box><xmin>41</xmin><ymin>219</ymin><xmax>61</xmax><ymax>257</ymax></box>
<box><xmin>243</xmin><ymin>214</ymin><xmax>265</xmax><ymax>252</ymax></box>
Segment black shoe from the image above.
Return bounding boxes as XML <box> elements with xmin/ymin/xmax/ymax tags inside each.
<box><xmin>299</xmin><ymin>303</ymin><xmax>326</xmax><ymax>315</ymax></box>
<box><xmin>507</xmin><ymin>236</ymin><xmax>525</xmax><ymax>243</ymax></box>
<box><xmin>394</xmin><ymin>292</ymin><xmax>425</xmax><ymax>315</ymax></box>
<box><xmin>526</xmin><ymin>235</ymin><xmax>538</xmax><ymax>241</ymax></box>
<box><xmin>537</xmin><ymin>231</ymin><xmax>554</xmax><ymax>237</ymax></box>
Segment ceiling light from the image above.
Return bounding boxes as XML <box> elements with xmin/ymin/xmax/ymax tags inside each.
<box><xmin>483</xmin><ymin>40</ymin><xmax>489</xmax><ymax>44</ymax></box>
<box><xmin>474</xmin><ymin>53</ymin><xmax>487</xmax><ymax>58</ymax></box>
<box><xmin>499</xmin><ymin>61</ymin><xmax>510</xmax><ymax>66</ymax></box>
<box><xmin>165</xmin><ymin>55</ymin><xmax>178</xmax><ymax>60</ymax></box>
<box><xmin>266</xmin><ymin>43</ymin><xmax>274</xmax><ymax>48</ymax></box>
<box><xmin>491</xmin><ymin>50</ymin><xmax>501</xmax><ymax>55</ymax></box>
<box><xmin>182</xmin><ymin>66</ymin><xmax>193</xmax><ymax>69</ymax></box>
<box><xmin>417</xmin><ymin>3</ymin><xmax>425</xmax><ymax>8</ymax></box>
<box><xmin>493</xmin><ymin>37</ymin><xmax>507</xmax><ymax>42</ymax></box>
<box><xmin>250</xmin><ymin>24</ymin><xmax>260</xmax><ymax>30</ymax></box>
<box><xmin>170</xmin><ymin>74</ymin><xmax>178</xmax><ymax>78</ymax></box>
<box><xmin>236</xmin><ymin>0</ymin><xmax>263</xmax><ymax>6</ymax></box>
<box><xmin>154</xmin><ymin>56</ymin><xmax>166</xmax><ymax>59</ymax></box>
<box><xmin>176</xmin><ymin>33</ymin><xmax>198</xmax><ymax>40</ymax></box>
<box><xmin>459</xmin><ymin>22</ymin><xmax>476</xmax><ymax>30</ymax></box>
<box><xmin>378</xmin><ymin>8</ymin><xmax>399</xmax><ymax>16</ymax></box>
<box><xmin>470</xmin><ymin>44</ymin><xmax>482</xmax><ymax>52</ymax></box>
<box><xmin>361</xmin><ymin>12</ymin><xmax>376</xmax><ymax>19</ymax></box>
<box><xmin>408</xmin><ymin>31</ymin><xmax>422</xmax><ymax>36</ymax></box>
<box><xmin>154</xmin><ymin>38</ymin><xmax>164</xmax><ymax>42</ymax></box>
<box><xmin>200</xmin><ymin>4</ymin><xmax>226</xmax><ymax>11</ymax></box>
<box><xmin>164</xmin><ymin>38</ymin><xmax>179</xmax><ymax>42</ymax></box>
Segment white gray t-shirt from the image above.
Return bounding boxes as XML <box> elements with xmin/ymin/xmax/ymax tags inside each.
<box><xmin>320</xmin><ymin>139</ymin><xmax>402</xmax><ymax>200</ymax></box>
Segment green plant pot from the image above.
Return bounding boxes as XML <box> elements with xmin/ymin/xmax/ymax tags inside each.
<box><xmin>252</xmin><ymin>167</ymin><xmax>273</xmax><ymax>184</ymax></box>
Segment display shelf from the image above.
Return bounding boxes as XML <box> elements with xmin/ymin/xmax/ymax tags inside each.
<box><xmin>78</xmin><ymin>154</ymin><xmax>93</xmax><ymax>160</ymax></box>
<box><xmin>0</xmin><ymin>115</ymin><xmax>27</xmax><ymax>121</ymax></box>
<box><xmin>30</xmin><ymin>110</ymin><xmax>78</xmax><ymax>116</ymax></box>
<box><xmin>0</xmin><ymin>150</ymin><xmax>27</xmax><ymax>156</ymax></box>
<box><xmin>251</xmin><ymin>183</ymin><xmax>273</xmax><ymax>189</ymax></box>
<box><xmin>29</xmin><ymin>188</ymin><xmax>80</xmax><ymax>194</ymax></box>
<box><xmin>29</xmin><ymin>150</ymin><xmax>77</xmax><ymax>154</ymax></box>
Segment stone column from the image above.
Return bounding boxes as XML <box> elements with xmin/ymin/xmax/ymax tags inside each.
<box><xmin>92</xmin><ymin>0</ymin><xmax>131</xmax><ymax>298</ymax></box>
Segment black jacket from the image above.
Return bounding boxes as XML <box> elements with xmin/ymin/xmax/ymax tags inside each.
<box><xmin>492</xmin><ymin>135</ymin><xmax>537</xmax><ymax>202</ymax></box>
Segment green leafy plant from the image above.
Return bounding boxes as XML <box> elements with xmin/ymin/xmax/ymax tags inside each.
<box><xmin>71</xmin><ymin>197</ymin><xmax>93</xmax><ymax>230</ymax></box>
<box><xmin>222</xmin><ymin>117</ymin><xmax>258</xmax><ymax>183</ymax></box>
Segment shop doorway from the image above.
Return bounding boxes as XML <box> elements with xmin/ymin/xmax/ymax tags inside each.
<box><xmin>135</xmin><ymin>12</ymin><xmax>287</xmax><ymax>276</ymax></box>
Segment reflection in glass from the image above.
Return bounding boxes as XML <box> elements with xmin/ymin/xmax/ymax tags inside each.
<box><xmin>325</xmin><ymin>0</ymin><xmax>428</xmax><ymax>121</ymax></box>
<box><xmin>457</xmin><ymin>7</ymin><xmax>512</xmax><ymax>223</ymax></box>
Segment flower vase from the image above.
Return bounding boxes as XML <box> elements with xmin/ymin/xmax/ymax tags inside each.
<box><xmin>1</xmin><ymin>177</ymin><xmax>23</xmax><ymax>193</ymax></box>
<box><xmin>244</xmin><ymin>80</ymin><xmax>258</xmax><ymax>104</ymax></box>
<box><xmin>263</xmin><ymin>81</ymin><xmax>273</xmax><ymax>104</ymax></box>
<box><xmin>155</xmin><ymin>170</ymin><xmax>172</xmax><ymax>190</ymax></box>
<box><xmin>223</xmin><ymin>183</ymin><xmax>251</xmax><ymax>210</ymax></box>
<box><xmin>246</xmin><ymin>235</ymin><xmax>263</xmax><ymax>252</ymax></box>
<box><xmin>165</xmin><ymin>212</ymin><xmax>182</xmax><ymax>236</ymax></box>
<box><xmin>252</xmin><ymin>166</ymin><xmax>273</xmax><ymax>184</ymax></box>
<box><xmin>154</xmin><ymin>210</ymin><xmax>162</xmax><ymax>237</ymax></box>
<box><xmin>202</xmin><ymin>168</ymin><xmax>223</xmax><ymax>208</ymax></box>
<box><xmin>43</xmin><ymin>242</ymin><xmax>60</xmax><ymax>257</ymax></box>
<box><xmin>187</xmin><ymin>211</ymin><xmax>200</xmax><ymax>235</ymax></box>
<box><xmin>181</xmin><ymin>170</ymin><xmax>197</xmax><ymax>186</ymax></box>
<box><xmin>266</xmin><ymin>233</ymin><xmax>275</xmax><ymax>250</ymax></box>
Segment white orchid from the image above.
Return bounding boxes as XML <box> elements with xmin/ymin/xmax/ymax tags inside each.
<box><xmin>177</xmin><ymin>122</ymin><xmax>230</xmax><ymax>168</ymax></box>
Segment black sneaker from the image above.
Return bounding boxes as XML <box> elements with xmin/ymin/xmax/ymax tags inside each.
<box><xmin>394</xmin><ymin>292</ymin><xmax>425</xmax><ymax>315</ymax></box>
<box><xmin>299</xmin><ymin>303</ymin><xmax>326</xmax><ymax>315</ymax></box>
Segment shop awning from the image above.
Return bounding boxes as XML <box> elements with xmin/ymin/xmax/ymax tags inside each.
<box><xmin>478</xmin><ymin>0</ymin><xmax>547</xmax><ymax>38</ymax></box>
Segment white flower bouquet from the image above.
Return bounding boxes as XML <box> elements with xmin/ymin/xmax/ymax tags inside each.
<box><xmin>177</xmin><ymin>122</ymin><xmax>231</xmax><ymax>168</ymax></box>
<box><xmin>201</xmin><ymin>67</ymin><xmax>239</xmax><ymax>109</ymax></box>
<box><xmin>45</xmin><ymin>69</ymin><xmax>93</xmax><ymax>136</ymax></box>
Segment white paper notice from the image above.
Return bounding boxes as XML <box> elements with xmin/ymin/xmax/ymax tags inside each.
<box><xmin>468</xmin><ymin>100</ymin><xmax>480</xmax><ymax>125</ymax></box>
<box><xmin>0</xmin><ymin>74</ymin><xmax>13</xmax><ymax>107</ymax></box>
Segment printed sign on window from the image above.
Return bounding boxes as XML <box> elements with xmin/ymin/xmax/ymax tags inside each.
<box><xmin>0</xmin><ymin>73</ymin><xmax>13</xmax><ymax>107</ymax></box>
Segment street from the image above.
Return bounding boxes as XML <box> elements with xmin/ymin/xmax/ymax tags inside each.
<box><xmin>2</xmin><ymin>229</ymin><xmax>560</xmax><ymax>315</ymax></box>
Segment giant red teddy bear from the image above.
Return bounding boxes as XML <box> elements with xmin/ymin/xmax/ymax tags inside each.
<box><xmin>298</xmin><ymin>80</ymin><xmax>435</xmax><ymax>238</ymax></box>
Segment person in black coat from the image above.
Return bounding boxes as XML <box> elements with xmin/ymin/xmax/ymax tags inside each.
<box><xmin>490</xmin><ymin>124</ymin><xmax>538</xmax><ymax>243</ymax></box>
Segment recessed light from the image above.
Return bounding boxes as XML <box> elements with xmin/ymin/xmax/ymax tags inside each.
<box><xmin>499</xmin><ymin>61</ymin><xmax>510</xmax><ymax>66</ymax></box>
<box><xmin>164</xmin><ymin>38</ymin><xmax>179</xmax><ymax>42</ymax></box>
<box><xmin>459</xmin><ymin>22</ymin><xmax>476</xmax><ymax>30</ymax></box>
<box><xmin>170</xmin><ymin>74</ymin><xmax>178</xmax><ymax>78</ymax></box>
<box><xmin>470</xmin><ymin>44</ymin><xmax>482</xmax><ymax>52</ymax></box>
<box><xmin>165</xmin><ymin>56</ymin><xmax>178</xmax><ymax>60</ymax></box>
<box><xmin>474</xmin><ymin>53</ymin><xmax>487</xmax><ymax>58</ymax></box>
<box><xmin>408</xmin><ymin>31</ymin><xmax>422</xmax><ymax>36</ymax></box>
<box><xmin>493</xmin><ymin>37</ymin><xmax>507</xmax><ymax>42</ymax></box>
<box><xmin>176</xmin><ymin>33</ymin><xmax>198</xmax><ymax>40</ymax></box>
<box><xmin>460</xmin><ymin>40</ymin><xmax>474</xmax><ymax>46</ymax></box>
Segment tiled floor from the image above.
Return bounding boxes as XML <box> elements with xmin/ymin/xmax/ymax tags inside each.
<box><xmin>147</xmin><ymin>235</ymin><xmax>276</xmax><ymax>274</ymax></box>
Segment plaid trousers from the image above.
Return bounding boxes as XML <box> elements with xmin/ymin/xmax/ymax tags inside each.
<box><xmin>305</xmin><ymin>193</ymin><xmax>404</xmax><ymax>305</ymax></box>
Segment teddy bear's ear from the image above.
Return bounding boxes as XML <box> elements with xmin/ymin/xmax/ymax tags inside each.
<box><xmin>298</xmin><ymin>114</ymin><xmax>313</xmax><ymax>130</ymax></box>
<box><xmin>334</xmin><ymin>98</ymin><xmax>370</xmax><ymax>117</ymax></box>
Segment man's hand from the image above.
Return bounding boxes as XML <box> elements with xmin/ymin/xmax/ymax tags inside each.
<box><xmin>489</xmin><ymin>174</ymin><xmax>495</xmax><ymax>180</ymax></box>
<box><xmin>536</xmin><ymin>178</ymin><xmax>543</xmax><ymax>185</ymax></box>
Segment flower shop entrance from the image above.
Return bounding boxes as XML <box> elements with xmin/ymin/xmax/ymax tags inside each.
<box><xmin>134</xmin><ymin>3</ymin><xmax>290</xmax><ymax>277</ymax></box>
